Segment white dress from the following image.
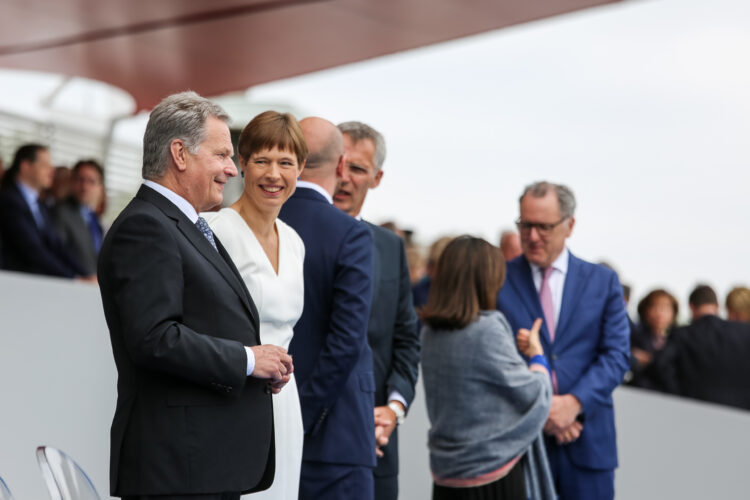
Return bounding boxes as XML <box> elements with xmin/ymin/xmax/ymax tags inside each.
<box><xmin>203</xmin><ymin>208</ymin><xmax>305</xmax><ymax>500</ymax></box>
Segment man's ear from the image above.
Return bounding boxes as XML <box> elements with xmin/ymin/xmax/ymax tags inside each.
<box><xmin>372</xmin><ymin>169</ymin><xmax>384</xmax><ymax>189</ymax></box>
<box><xmin>335</xmin><ymin>153</ymin><xmax>345</xmax><ymax>178</ymax></box>
<box><xmin>566</xmin><ymin>216</ymin><xmax>576</xmax><ymax>237</ymax></box>
<box><xmin>170</xmin><ymin>139</ymin><xmax>188</xmax><ymax>172</ymax></box>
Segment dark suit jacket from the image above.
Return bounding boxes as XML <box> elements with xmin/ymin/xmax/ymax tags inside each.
<box><xmin>653</xmin><ymin>315</ymin><xmax>750</xmax><ymax>410</ymax></box>
<box><xmin>279</xmin><ymin>186</ymin><xmax>377</xmax><ymax>468</ymax></box>
<box><xmin>0</xmin><ymin>182</ymin><xmax>86</xmax><ymax>277</ymax></box>
<box><xmin>497</xmin><ymin>253</ymin><xmax>630</xmax><ymax>471</ymax></box>
<box><xmin>98</xmin><ymin>185</ymin><xmax>274</xmax><ymax>496</ymax></box>
<box><xmin>366</xmin><ymin>222</ymin><xmax>420</xmax><ymax>479</ymax></box>
<box><xmin>53</xmin><ymin>197</ymin><xmax>101</xmax><ymax>275</ymax></box>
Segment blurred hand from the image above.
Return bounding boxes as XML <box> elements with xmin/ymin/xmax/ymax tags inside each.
<box><xmin>631</xmin><ymin>347</ymin><xmax>652</xmax><ymax>366</ymax></box>
<box><xmin>517</xmin><ymin>318</ymin><xmax>544</xmax><ymax>357</ymax></box>
<box><xmin>250</xmin><ymin>345</ymin><xmax>293</xmax><ymax>382</ymax></box>
<box><xmin>374</xmin><ymin>405</ymin><xmax>399</xmax><ymax>457</ymax></box>
<box><xmin>552</xmin><ymin>421</ymin><xmax>584</xmax><ymax>445</ymax></box>
<box><xmin>544</xmin><ymin>394</ymin><xmax>582</xmax><ymax>434</ymax></box>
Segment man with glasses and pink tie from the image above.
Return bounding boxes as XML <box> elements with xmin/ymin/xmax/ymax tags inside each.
<box><xmin>497</xmin><ymin>181</ymin><xmax>629</xmax><ymax>500</ymax></box>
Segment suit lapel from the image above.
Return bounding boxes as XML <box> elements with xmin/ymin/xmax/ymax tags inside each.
<box><xmin>366</xmin><ymin>222</ymin><xmax>381</xmax><ymax>299</ymax></box>
<box><xmin>137</xmin><ymin>186</ymin><xmax>261</xmax><ymax>336</ymax></box>
<box><xmin>556</xmin><ymin>252</ymin><xmax>589</xmax><ymax>341</ymax></box>
<box><xmin>510</xmin><ymin>257</ymin><xmax>552</xmax><ymax>344</ymax></box>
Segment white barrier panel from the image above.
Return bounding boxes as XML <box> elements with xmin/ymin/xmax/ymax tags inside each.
<box><xmin>2</xmin><ymin>270</ymin><xmax>750</xmax><ymax>499</ymax></box>
<box><xmin>0</xmin><ymin>271</ymin><xmax>115</xmax><ymax>500</ymax></box>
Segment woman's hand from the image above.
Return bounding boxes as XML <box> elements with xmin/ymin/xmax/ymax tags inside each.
<box><xmin>517</xmin><ymin>318</ymin><xmax>544</xmax><ymax>357</ymax></box>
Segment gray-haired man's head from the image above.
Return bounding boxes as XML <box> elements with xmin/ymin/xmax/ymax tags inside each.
<box><xmin>334</xmin><ymin>121</ymin><xmax>386</xmax><ymax>217</ymax></box>
<box><xmin>517</xmin><ymin>181</ymin><xmax>576</xmax><ymax>268</ymax></box>
<box><xmin>142</xmin><ymin>91</ymin><xmax>230</xmax><ymax>180</ymax></box>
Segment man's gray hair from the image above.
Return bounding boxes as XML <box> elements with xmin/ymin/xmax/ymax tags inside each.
<box><xmin>520</xmin><ymin>181</ymin><xmax>577</xmax><ymax>219</ymax></box>
<box><xmin>337</xmin><ymin>121</ymin><xmax>386</xmax><ymax>171</ymax></box>
<box><xmin>142</xmin><ymin>91</ymin><xmax>230</xmax><ymax>180</ymax></box>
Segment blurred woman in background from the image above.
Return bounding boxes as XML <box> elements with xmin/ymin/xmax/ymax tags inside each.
<box><xmin>628</xmin><ymin>288</ymin><xmax>679</xmax><ymax>389</ymax></box>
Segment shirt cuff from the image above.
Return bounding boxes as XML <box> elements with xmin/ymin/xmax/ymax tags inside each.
<box><xmin>388</xmin><ymin>390</ymin><xmax>407</xmax><ymax>410</ymax></box>
<box><xmin>245</xmin><ymin>346</ymin><xmax>255</xmax><ymax>376</ymax></box>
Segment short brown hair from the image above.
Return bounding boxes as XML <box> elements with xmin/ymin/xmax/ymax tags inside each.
<box><xmin>637</xmin><ymin>289</ymin><xmax>679</xmax><ymax>328</ymax></box>
<box><xmin>420</xmin><ymin>236</ymin><xmax>505</xmax><ymax>330</ymax></box>
<box><xmin>726</xmin><ymin>287</ymin><xmax>750</xmax><ymax>320</ymax></box>
<box><xmin>237</xmin><ymin>111</ymin><xmax>308</xmax><ymax>166</ymax></box>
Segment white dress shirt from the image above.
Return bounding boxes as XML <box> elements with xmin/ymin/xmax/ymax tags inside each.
<box><xmin>296</xmin><ymin>180</ymin><xmax>333</xmax><ymax>204</ymax></box>
<box><xmin>143</xmin><ymin>181</ymin><xmax>256</xmax><ymax>376</ymax></box>
<box><xmin>529</xmin><ymin>247</ymin><xmax>570</xmax><ymax>326</ymax></box>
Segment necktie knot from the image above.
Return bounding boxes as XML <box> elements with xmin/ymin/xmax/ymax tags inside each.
<box><xmin>195</xmin><ymin>217</ymin><xmax>218</xmax><ymax>251</ymax></box>
<box><xmin>542</xmin><ymin>266</ymin><xmax>554</xmax><ymax>281</ymax></box>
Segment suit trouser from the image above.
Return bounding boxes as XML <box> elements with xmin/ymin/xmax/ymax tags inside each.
<box><xmin>545</xmin><ymin>440</ymin><xmax>614</xmax><ymax>500</ymax></box>
<box><xmin>374</xmin><ymin>474</ymin><xmax>397</xmax><ymax>500</ymax></box>
<box><xmin>299</xmin><ymin>461</ymin><xmax>374</xmax><ymax>500</ymax></box>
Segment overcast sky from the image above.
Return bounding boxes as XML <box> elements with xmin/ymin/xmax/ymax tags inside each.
<box><xmin>1</xmin><ymin>0</ymin><xmax>748</xmax><ymax>317</ymax></box>
<box><xmin>245</xmin><ymin>0</ymin><xmax>750</xmax><ymax>316</ymax></box>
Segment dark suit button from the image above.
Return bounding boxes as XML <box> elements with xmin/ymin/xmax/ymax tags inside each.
<box><xmin>225</xmin><ymin>387</ymin><xmax>232</xmax><ymax>393</ymax></box>
<box><xmin>264</xmin><ymin>385</ymin><xmax>272</xmax><ymax>394</ymax></box>
<box><xmin>551</xmin><ymin>354</ymin><xmax>558</xmax><ymax>361</ymax></box>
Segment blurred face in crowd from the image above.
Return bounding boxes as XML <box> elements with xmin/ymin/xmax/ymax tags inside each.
<box><xmin>21</xmin><ymin>148</ymin><xmax>54</xmax><ymax>191</ymax></box>
<box><xmin>180</xmin><ymin>116</ymin><xmax>237</xmax><ymax>212</ymax></box>
<box><xmin>518</xmin><ymin>190</ymin><xmax>574</xmax><ymax>268</ymax></box>
<box><xmin>241</xmin><ymin>146</ymin><xmax>302</xmax><ymax>215</ymax></box>
<box><xmin>73</xmin><ymin>164</ymin><xmax>104</xmax><ymax>209</ymax></box>
<box><xmin>500</xmin><ymin>232</ymin><xmax>522</xmax><ymax>262</ymax></box>
<box><xmin>646</xmin><ymin>295</ymin><xmax>675</xmax><ymax>335</ymax></box>
<box><xmin>334</xmin><ymin>135</ymin><xmax>383</xmax><ymax>216</ymax></box>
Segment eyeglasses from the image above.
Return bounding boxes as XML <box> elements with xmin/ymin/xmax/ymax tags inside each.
<box><xmin>515</xmin><ymin>217</ymin><xmax>568</xmax><ymax>236</ymax></box>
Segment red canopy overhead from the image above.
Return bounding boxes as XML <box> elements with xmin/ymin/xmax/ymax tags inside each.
<box><xmin>0</xmin><ymin>0</ymin><xmax>620</xmax><ymax>112</ymax></box>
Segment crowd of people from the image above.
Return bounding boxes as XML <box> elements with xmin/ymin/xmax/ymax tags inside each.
<box><xmin>0</xmin><ymin>146</ymin><xmax>105</xmax><ymax>280</ymax></box>
<box><xmin>2</xmin><ymin>90</ymin><xmax>750</xmax><ymax>500</ymax></box>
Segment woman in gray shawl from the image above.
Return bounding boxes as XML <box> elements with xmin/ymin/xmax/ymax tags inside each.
<box><xmin>421</xmin><ymin>236</ymin><xmax>553</xmax><ymax>500</ymax></box>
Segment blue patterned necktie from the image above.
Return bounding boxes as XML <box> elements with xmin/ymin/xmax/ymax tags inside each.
<box><xmin>195</xmin><ymin>217</ymin><xmax>218</xmax><ymax>251</ymax></box>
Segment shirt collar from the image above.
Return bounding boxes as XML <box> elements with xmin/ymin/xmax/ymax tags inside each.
<box><xmin>529</xmin><ymin>247</ymin><xmax>569</xmax><ymax>276</ymax></box>
<box><xmin>16</xmin><ymin>180</ymin><xmax>39</xmax><ymax>207</ymax></box>
<box><xmin>143</xmin><ymin>180</ymin><xmax>199</xmax><ymax>223</ymax></box>
<box><xmin>296</xmin><ymin>180</ymin><xmax>333</xmax><ymax>204</ymax></box>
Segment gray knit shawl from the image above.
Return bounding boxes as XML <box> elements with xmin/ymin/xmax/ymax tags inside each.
<box><xmin>421</xmin><ymin>310</ymin><xmax>552</xmax><ymax>482</ymax></box>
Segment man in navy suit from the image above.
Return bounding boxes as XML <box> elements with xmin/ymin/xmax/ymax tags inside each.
<box><xmin>278</xmin><ymin>117</ymin><xmax>376</xmax><ymax>500</ymax></box>
<box><xmin>334</xmin><ymin>121</ymin><xmax>420</xmax><ymax>500</ymax></box>
<box><xmin>497</xmin><ymin>181</ymin><xmax>629</xmax><ymax>500</ymax></box>
<box><xmin>0</xmin><ymin>144</ymin><xmax>90</xmax><ymax>279</ymax></box>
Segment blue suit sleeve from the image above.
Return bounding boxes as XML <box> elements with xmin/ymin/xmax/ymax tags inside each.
<box><xmin>299</xmin><ymin>221</ymin><xmax>374</xmax><ymax>433</ymax></box>
<box><xmin>569</xmin><ymin>271</ymin><xmax>630</xmax><ymax>414</ymax></box>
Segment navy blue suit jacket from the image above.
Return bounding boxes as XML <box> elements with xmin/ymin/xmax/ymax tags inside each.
<box><xmin>497</xmin><ymin>253</ymin><xmax>629</xmax><ymax>471</ymax></box>
<box><xmin>366</xmin><ymin>222</ymin><xmax>420</xmax><ymax>478</ymax></box>
<box><xmin>0</xmin><ymin>182</ymin><xmax>85</xmax><ymax>278</ymax></box>
<box><xmin>279</xmin><ymin>187</ymin><xmax>377</xmax><ymax>468</ymax></box>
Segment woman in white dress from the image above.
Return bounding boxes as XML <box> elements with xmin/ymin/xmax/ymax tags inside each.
<box><xmin>203</xmin><ymin>111</ymin><xmax>308</xmax><ymax>499</ymax></box>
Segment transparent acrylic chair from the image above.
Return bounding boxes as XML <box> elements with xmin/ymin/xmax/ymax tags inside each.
<box><xmin>36</xmin><ymin>446</ymin><xmax>101</xmax><ymax>500</ymax></box>
<box><xmin>0</xmin><ymin>476</ymin><xmax>14</xmax><ymax>500</ymax></box>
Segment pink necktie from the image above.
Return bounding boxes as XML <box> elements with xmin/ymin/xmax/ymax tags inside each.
<box><xmin>540</xmin><ymin>267</ymin><xmax>556</xmax><ymax>341</ymax></box>
<box><xmin>540</xmin><ymin>267</ymin><xmax>559</xmax><ymax>393</ymax></box>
